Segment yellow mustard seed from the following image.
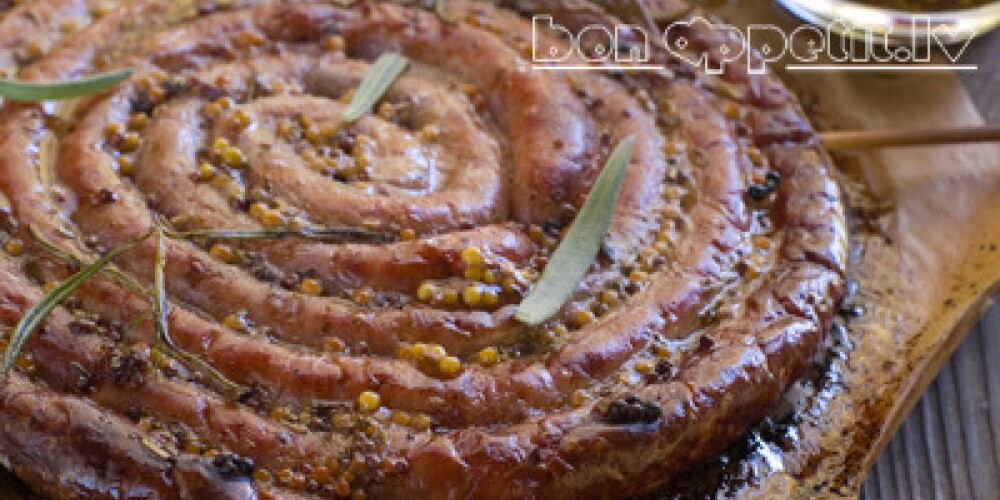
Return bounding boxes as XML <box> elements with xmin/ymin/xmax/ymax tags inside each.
<box><xmin>198</xmin><ymin>162</ymin><xmax>217</xmax><ymax>181</ymax></box>
<box><xmin>398</xmin><ymin>344</ymin><xmax>416</xmax><ymax>360</ymax></box>
<box><xmin>357</xmin><ymin>391</ymin><xmax>380</xmax><ymax>413</ymax></box>
<box><xmin>117</xmin><ymin>156</ymin><xmax>135</xmax><ymax>176</ymax></box>
<box><xmin>237</xmin><ymin>30</ymin><xmax>265</xmax><ymax>47</ymax></box>
<box><xmin>3</xmin><ymin>239</ymin><xmax>23</xmax><ymax>257</ymax></box>
<box><xmin>269</xmin><ymin>405</ymin><xmax>291</xmax><ymax>421</ymax></box>
<box><xmin>462</xmin><ymin>285</ymin><xmax>482</xmax><ymax>306</ymax></box>
<box><xmin>129</xmin><ymin>113</ymin><xmax>147</xmax><ymax>130</ymax></box>
<box><xmin>119</xmin><ymin>132</ymin><xmax>141</xmax><ymax>153</ymax></box>
<box><xmin>634</xmin><ymin>359</ymin><xmax>654</xmax><ymax>375</ymax></box>
<box><xmin>660</xmin><ymin>203</ymin><xmax>682</xmax><ymax>219</ymax></box>
<box><xmin>253</xmin><ymin>469</ymin><xmax>272</xmax><ymax>484</ymax></box>
<box><xmin>426</xmin><ymin>344</ymin><xmax>446</xmax><ymax>361</ymax></box>
<box><xmin>215</xmin><ymin>96</ymin><xmax>234</xmax><ymax>110</ymax></box>
<box><xmin>377</xmin><ymin>102</ymin><xmax>396</xmax><ymax>119</ymax></box>
<box><xmin>410</xmin><ymin>343</ymin><xmax>428</xmax><ymax>361</ymax></box>
<box><xmin>248</xmin><ymin>202</ymin><xmax>268</xmax><ymax>220</ymax></box>
<box><xmin>482</xmin><ymin>288</ymin><xmax>499</xmax><ymax>306</ymax></box>
<box><xmin>209</xmin><ymin>243</ymin><xmax>237</xmax><ymax>264</ymax></box>
<box><xmin>482</xmin><ymin>269</ymin><xmax>498</xmax><ymax>285</ymax></box>
<box><xmin>104</xmin><ymin>122</ymin><xmax>123</xmax><ymax>138</ymax></box>
<box><xmin>572</xmin><ymin>308</ymin><xmax>595</xmax><ymax>327</ymax></box>
<box><xmin>260</xmin><ymin>208</ymin><xmax>285</xmax><ymax>228</ymax></box>
<box><xmin>323</xmin><ymin>35</ymin><xmax>346</xmax><ymax>51</ymax></box>
<box><xmin>751</xmin><ymin>234</ymin><xmax>772</xmax><ymax>250</ymax></box>
<box><xmin>299</xmin><ymin>278</ymin><xmax>323</xmax><ymax>296</ymax></box>
<box><xmin>223</xmin><ymin>313</ymin><xmax>247</xmax><ymax>331</ymax></box>
<box><xmin>416</xmin><ymin>282</ymin><xmax>436</xmax><ymax>302</ymax></box>
<box><xmin>527</xmin><ymin>225</ymin><xmax>544</xmax><ymax>243</ymax></box>
<box><xmin>617</xmin><ymin>371</ymin><xmax>639</xmax><ymax>385</ymax></box>
<box><xmin>351</xmin><ymin>288</ymin><xmax>372</xmax><ymax>306</ymax></box>
<box><xmin>438</xmin><ymin>355</ymin><xmax>462</xmax><ymax>376</ymax></box>
<box><xmin>464</xmin><ymin>265</ymin><xmax>483</xmax><ymax>281</ymax></box>
<box><xmin>410</xmin><ymin>413</ymin><xmax>431</xmax><ymax>430</ymax></box>
<box><xmin>421</xmin><ymin>124</ymin><xmax>441</xmax><ymax>141</ymax></box>
<box><xmin>664</xmin><ymin>140</ymin><xmax>684</xmax><ymax>156</ymax></box>
<box><xmin>390</xmin><ymin>411</ymin><xmax>411</xmax><ymax>426</ymax></box>
<box><xmin>211</xmin><ymin>137</ymin><xmax>229</xmax><ymax>154</ymax></box>
<box><xmin>230</xmin><ymin>109</ymin><xmax>251</xmax><ymax>130</ymax></box>
<box><xmin>289</xmin><ymin>216</ymin><xmax>308</xmax><ymax>231</ymax></box>
<box><xmin>629</xmin><ymin>270</ymin><xmax>650</xmax><ymax>283</ymax></box>
<box><xmin>441</xmin><ymin>288</ymin><xmax>459</xmax><ymax>306</ymax></box>
<box><xmin>723</xmin><ymin>101</ymin><xmax>740</xmax><ymax>119</ymax></box>
<box><xmin>323</xmin><ymin>337</ymin><xmax>346</xmax><ymax>353</ymax></box>
<box><xmin>478</xmin><ymin>347</ymin><xmax>498</xmax><ymax>366</ymax></box>
<box><xmin>399</xmin><ymin>228</ymin><xmax>416</xmax><ymax>241</ymax></box>
<box><xmin>221</xmin><ymin>146</ymin><xmax>246</xmax><ymax>168</ymax></box>
<box><xmin>319</xmin><ymin>123</ymin><xmax>339</xmax><ymax>142</ymax></box>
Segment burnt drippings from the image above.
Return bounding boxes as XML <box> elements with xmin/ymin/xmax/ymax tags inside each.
<box><xmin>109</xmin><ymin>351</ymin><xmax>148</xmax><ymax>387</ymax></box>
<box><xmin>211</xmin><ymin>453</ymin><xmax>255</xmax><ymax>481</ymax></box>
<box><xmin>746</xmin><ymin>171</ymin><xmax>782</xmax><ymax>202</ymax></box>
<box><xmin>604</xmin><ymin>396</ymin><xmax>662</xmax><ymax>425</ymax></box>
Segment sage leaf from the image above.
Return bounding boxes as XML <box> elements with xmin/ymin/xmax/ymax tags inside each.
<box><xmin>0</xmin><ymin>68</ymin><xmax>132</xmax><ymax>102</ymax></box>
<box><xmin>342</xmin><ymin>53</ymin><xmax>408</xmax><ymax>122</ymax></box>
<box><xmin>514</xmin><ymin>135</ymin><xmax>637</xmax><ymax>326</ymax></box>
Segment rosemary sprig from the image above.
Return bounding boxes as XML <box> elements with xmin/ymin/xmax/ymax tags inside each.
<box><xmin>30</xmin><ymin>225</ymin><xmax>151</xmax><ymax>296</ymax></box>
<box><xmin>1</xmin><ymin>228</ymin><xmax>153</xmax><ymax>379</ymax></box>
<box><xmin>514</xmin><ymin>136</ymin><xmax>637</xmax><ymax>326</ymax></box>
<box><xmin>152</xmin><ymin>228</ymin><xmax>243</xmax><ymax>397</ymax></box>
<box><xmin>163</xmin><ymin>227</ymin><xmax>391</xmax><ymax>244</ymax></box>
<box><xmin>0</xmin><ymin>68</ymin><xmax>132</xmax><ymax>102</ymax></box>
<box><xmin>341</xmin><ymin>53</ymin><xmax>409</xmax><ymax>122</ymax></box>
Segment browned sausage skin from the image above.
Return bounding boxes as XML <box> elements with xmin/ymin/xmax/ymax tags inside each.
<box><xmin>0</xmin><ymin>1</ymin><xmax>846</xmax><ymax>499</ymax></box>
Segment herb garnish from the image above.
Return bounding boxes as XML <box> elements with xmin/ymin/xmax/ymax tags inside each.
<box><xmin>30</xmin><ymin>225</ymin><xmax>150</xmax><ymax>296</ymax></box>
<box><xmin>164</xmin><ymin>226</ymin><xmax>391</xmax><ymax>244</ymax></box>
<box><xmin>1</xmin><ymin>228</ymin><xmax>153</xmax><ymax>379</ymax></box>
<box><xmin>341</xmin><ymin>53</ymin><xmax>409</xmax><ymax>122</ymax></box>
<box><xmin>4</xmin><ymin>226</ymin><xmax>242</xmax><ymax>395</ymax></box>
<box><xmin>151</xmin><ymin>228</ymin><xmax>243</xmax><ymax>397</ymax></box>
<box><xmin>514</xmin><ymin>135</ymin><xmax>637</xmax><ymax>326</ymax></box>
<box><xmin>0</xmin><ymin>68</ymin><xmax>132</xmax><ymax>102</ymax></box>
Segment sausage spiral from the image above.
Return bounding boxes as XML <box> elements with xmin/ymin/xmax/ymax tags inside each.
<box><xmin>0</xmin><ymin>1</ymin><xmax>847</xmax><ymax>499</ymax></box>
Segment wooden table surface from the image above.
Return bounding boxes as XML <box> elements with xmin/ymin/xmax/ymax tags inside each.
<box><xmin>860</xmin><ymin>31</ymin><xmax>1000</xmax><ymax>500</ymax></box>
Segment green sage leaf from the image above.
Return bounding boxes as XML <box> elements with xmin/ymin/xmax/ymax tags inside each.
<box><xmin>342</xmin><ymin>53</ymin><xmax>408</xmax><ymax>122</ymax></box>
<box><xmin>514</xmin><ymin>135</ymin><xmax>637</xmax><ymax>326</ymax></box>
<box><xmin>0</xmin><ymin>68</ymin><xmax>132</xmax><ymax>102</ymax></box>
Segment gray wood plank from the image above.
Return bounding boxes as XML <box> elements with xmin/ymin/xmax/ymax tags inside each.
<box><xmin>862</xmin><ymin>300</ymin><xmax>1000</xmax><ymax>500</ymax></box>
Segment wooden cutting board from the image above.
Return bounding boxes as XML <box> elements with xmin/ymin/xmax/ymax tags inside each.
<box><xmin>1</xmin><ymin>1</ymin><xmax>998</xmax><ymax>499</ymax></box>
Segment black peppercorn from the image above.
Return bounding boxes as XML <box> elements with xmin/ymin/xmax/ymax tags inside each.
<box><xmin>604</xmin><ymin>395</ymin><xmax>661</xmax><ymax>425</ymax></box>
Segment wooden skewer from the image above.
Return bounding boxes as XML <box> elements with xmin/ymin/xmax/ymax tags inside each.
<box><xmin>819</xmin><ymin>125</ymin><xmax>1000</xmax><ymax>151</ymax></box>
